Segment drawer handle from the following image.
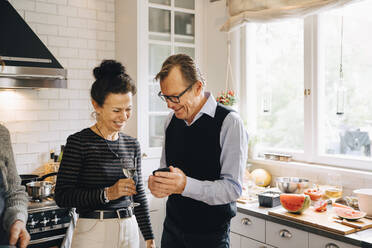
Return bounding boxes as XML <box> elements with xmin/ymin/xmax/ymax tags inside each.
<box><xmin>259</xmin><ymin>246</ymin><xmax>267</xmax><ymax>248</ymax></box>
<box><xmin>241</xmin><ymin>217</ymin><xmax>252</xmax><ymax>225</ymax></box>
<box><xmin>325</xmin><ymin>243</ymin><xmax>340</xmax><ymax>248</ymax></box>
<box><xmin>279</xmin><ymin>229</ymin><xmax>292</xmax><ymax>239</ymax></box>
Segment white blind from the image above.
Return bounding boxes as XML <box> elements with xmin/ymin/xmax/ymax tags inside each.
<box><xmin>221</xmin><ymin>0</ymin><xmax>359</xmax><ymax>31</ymax></box>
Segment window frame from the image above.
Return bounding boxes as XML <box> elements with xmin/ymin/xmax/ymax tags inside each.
<box><xmin>243</xmin><ymin>14</ymin><xmax>372</xmax><ymax>171</ymax></box>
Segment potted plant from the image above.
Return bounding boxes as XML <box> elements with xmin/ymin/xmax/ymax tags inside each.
<box><xmin>216</xmin><ymin>90</ymin><xmax>236</xmax><ymax>107</ymax></box>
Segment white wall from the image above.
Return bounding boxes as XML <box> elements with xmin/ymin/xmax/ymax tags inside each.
<box><xmin>114</xmin><ymin>0</ymin><xmax>139</xmax><ymax>138</ymax></box>
<box><xmin>203</xmin><ymin>0</ymin><xmax>228</xmax><ymax>97</ymax></box>
<box><xmin>0</xmin><ymin>0</ymin><xmax>115</xmax><ymax>174</ymax></box>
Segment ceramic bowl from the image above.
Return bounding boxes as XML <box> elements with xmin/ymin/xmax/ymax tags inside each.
<box><xmin>353</xmin><ymin>188</ymin><xmax>372</xmax><ymax>217</ymax></box>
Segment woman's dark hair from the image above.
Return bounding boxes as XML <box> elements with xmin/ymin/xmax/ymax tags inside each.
<box><xmin>91</xmin><ymin>60</ymin><xmax>136</xmax><ymax>106</ymax></box>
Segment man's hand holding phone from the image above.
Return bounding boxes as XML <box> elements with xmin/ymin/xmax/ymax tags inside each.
<box><xmin>148</xmin><ymin>166</ymin><xmax>186</xmax><ymax>197</ymax></box>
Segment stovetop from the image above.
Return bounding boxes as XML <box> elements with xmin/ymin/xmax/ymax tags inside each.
<box><xmin>27</xmin><ymin>196</ymin><xmax>59</xmax><ymax>212</ymax></box>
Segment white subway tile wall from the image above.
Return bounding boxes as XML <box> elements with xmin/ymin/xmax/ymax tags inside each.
<box><xmin>0</xmin><ymin>0</ymin><xmax>115</xmax><ymax>174</ymax></box>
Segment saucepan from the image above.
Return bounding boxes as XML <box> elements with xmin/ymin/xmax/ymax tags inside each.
<box><xmin>20</xmin><ymin>172</ymin><xmax>57</xmax><ymax>186</ymax></box>
<box><xmin>26</xmin><ymin>181</ymin><xmax>54</xmax><ymax>200</ymax></box>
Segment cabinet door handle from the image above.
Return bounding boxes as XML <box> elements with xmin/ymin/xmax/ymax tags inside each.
<box><xmin>241</xmin><ymin>217</ymin><xmax>252</xmax><ymax>225</ymax></box>
<box><xmin>142</xmin><ymin>153</ymin><xmax>148</xmax><ymax>158</ymax></box>
<box><xmin>325</xmin><ymin>243</ymin><xmax>340</xmax><ymax>248</ymax></box>
<box><xmin>279</xmin><ymin>229</ymin><xmax>292</xmax><ymax>239</ymax></box>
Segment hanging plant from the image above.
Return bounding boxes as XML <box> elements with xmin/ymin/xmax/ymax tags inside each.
<box><xmin>216</xmin><ymin>90</ymin><xmax>236</xmax><ymax>106</ymax></box>
<box><xmin>219</xmin><ymin>33</ymin><xmax>237</xmax><ymax>107</ymax></box>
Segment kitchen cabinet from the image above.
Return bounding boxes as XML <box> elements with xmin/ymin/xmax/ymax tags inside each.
<box><xmin>139</xmin><ymin>157</ymin><xmax>166</xmax><ymax>248</ymax></box>
<box><xmin>309</xmin><ymin>233</ymin><xmax>359</xmax><ymax>248</ymax></box>
<box><xmin>116</xmin><ymin>0</ymin><xmax>203</xmax><ymax>159</ymax></box>
<box><xmin>241</xmin><ymin>236</ymin><xmax>275</xmax><ymax>248</ymax></box>
<box><xmin>230</xmin><ymin>231</ymin><xmax>241</xmax><ymax>248</ymax></box>
<box><xmin>266</xmin><ymin>221</ymin><xmax>308</xmax><ymax>248</ymax></box>
<box><xmin>231</xmin><ymin>211</ymin><xmax>361</xmax><ymax>248</ymax></box>
<box><xmin>230</xmin><ymin>212</ymin><xmax>269</xmax><ymax>248</ymax></box>
<box><xmin>139</xmin><ymin>195</ymin><xmax>166</xmax><ymax>248</ymax></box>
<box><xmin>231</xmin><ymin>212</ymin><xmax>265</xmax><ymax>243</ymax></box>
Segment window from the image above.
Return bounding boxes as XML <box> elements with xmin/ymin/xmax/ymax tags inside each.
<box><xmin>245</xmin><ymin>1</ymin><xmax>372</xmax><ymax>170</ymax></box>
<box><xmin>254</xmin><ymin>20</ymin><xmax>304</xmax><ymax>152</ymax></box>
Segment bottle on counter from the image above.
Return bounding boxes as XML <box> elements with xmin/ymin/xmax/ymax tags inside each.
<box><xmin>58</xmin><ymin>145</ymin><xmax>65</xmax><ymax>162</ymax></box>
<box><xmin>44</xmin><ymin>150</ymin><xmax>55</xmax><ymax>183</ymax></box>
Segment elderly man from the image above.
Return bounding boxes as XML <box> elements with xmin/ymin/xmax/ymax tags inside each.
<box><xmin>0</xmin><ymin>124</ymin><xmax>30</xmax><ymax>248</ymax></box>
<box><xmin>148</xmin><ymin>54</ymin><xmax>248</xmax><ymax>248</ymax></box>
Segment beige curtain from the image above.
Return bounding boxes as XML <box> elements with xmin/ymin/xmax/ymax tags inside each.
<box><xmin>221</xmin><ymin>0</ymin><xmax>359</xmax><ymax>31</ymax></box>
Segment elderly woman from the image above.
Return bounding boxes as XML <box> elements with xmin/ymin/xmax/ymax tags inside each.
<box><xmin>55</xmin><ymin>60</ymin><xmax>155</xmax><ymax>248</ymax></box>
<box><xmin>0</xmin><ymin>124</ymin><xmax>30</xmax><ymax>248</ymax></box>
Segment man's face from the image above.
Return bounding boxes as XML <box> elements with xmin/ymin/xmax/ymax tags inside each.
<box><xmin>160</xmin><ymin>67</ymin><xmax>200</xmax><ymax>122</ymax></box>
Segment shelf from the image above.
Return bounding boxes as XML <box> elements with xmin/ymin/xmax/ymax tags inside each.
<box><xmin>148</xmin><ymin>32</ymin><xmax>195</xmax><ymax>41</ymax></box>
<box><xmin>149</xmin><ymin>31</ymin><xmax>171</xmax><ymax>38</ymax></box>
<box><xmin>149</xmin><ymin>3</ymin><xmax>195</xmax><ymax>14</ymax></box>
<box><xmin>175</xmin><ymin>34</ymin><xmax>194</xmax><ymax>40</ymax></box>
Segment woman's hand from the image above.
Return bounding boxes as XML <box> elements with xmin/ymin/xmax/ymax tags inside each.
<box><xmin>146</xmin><ymin>239</ymin><xmax>156</xmax><ymax>248</ymax></box>
<box><xmin>106</xmin><ymin>178</ymin><xmax>136</xmax><ymax>201</ymax></box>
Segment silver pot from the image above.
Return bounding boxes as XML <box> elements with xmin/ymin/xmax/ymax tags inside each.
<box><xmin>26</xmin><ymin>181</ymin><xmax>54</xmax><ymax>199</ymax></box>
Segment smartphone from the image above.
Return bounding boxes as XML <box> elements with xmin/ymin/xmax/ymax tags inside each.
<box><xmin>152</xmin><ymin>167</ymin><xmax>170</xmax><ymax>175</ymax></box>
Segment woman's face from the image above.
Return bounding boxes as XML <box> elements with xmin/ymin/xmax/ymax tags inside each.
<box><xmin>93</xmin><ymin>92</ymin><xmax>133</xmax><ymax>133</ymax></box>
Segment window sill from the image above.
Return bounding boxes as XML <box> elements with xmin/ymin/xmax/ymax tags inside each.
<box><xmin>247</xmin><ymin>157</ymin><xmax>372</xmax><ymax>178</ymax></box>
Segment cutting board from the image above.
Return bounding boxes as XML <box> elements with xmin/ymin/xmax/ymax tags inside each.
<box><xmin>268</xmin><ymin>207</ymin><xmax>372</xmax><ymax>235</ymax></box>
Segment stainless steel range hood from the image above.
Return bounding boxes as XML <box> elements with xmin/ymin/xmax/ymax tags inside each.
<box><xmin>0</xmin><ymin>0</ymin><xmax>67</xmax><ymax>89</ymax></box>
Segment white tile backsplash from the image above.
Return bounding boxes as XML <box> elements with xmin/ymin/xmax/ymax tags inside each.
<box><xmin>1</xmin><ymin>0</ymin><xmax>114</xmax><ymax>174</ymax></box>
<box><xmin>57</xmin><ymin>5</ymin><xmax>78</xmax><ymax>17</ymax></box>
<box><xmin>35</xmin><ymin>2</ymin><xmax>57</xmax><ymax>14</ymax></box>
<box><xmin>9</xmin><ymin>0</ymin><xmax>36</xmax><ymax>11</ymax></box>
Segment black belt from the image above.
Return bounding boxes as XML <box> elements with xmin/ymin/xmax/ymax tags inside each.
<box><xmin>79</xmin><ymin>208</ymin><xmax>134</xmax><ymax>219</ymax></box>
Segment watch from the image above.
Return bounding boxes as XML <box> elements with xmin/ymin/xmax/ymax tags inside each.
<box><xmin>103</xmin><ymin>187</ymin><xmax>110</xmax><ymax>203</ymax></box>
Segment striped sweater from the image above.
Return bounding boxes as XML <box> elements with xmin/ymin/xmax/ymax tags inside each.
<box><xmin>55</xmin><ymin>128</ymin><xmax>154</xmax><ymax>240</ymax></box>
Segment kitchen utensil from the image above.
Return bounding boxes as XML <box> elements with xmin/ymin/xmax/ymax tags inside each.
<box><xmin>20</xmin><ymin>172</ymin><xmax>57</xmax><ymax>186</ymax></box>
<box><xmin>26</xmin><ymin>181</ymin><xmax>54</xmax><ymax>200</ymax></box>
<box><xmin>333</xmin><ymin>217</ymin><xmax>362</xmax><ymax>229</ymax></box>
<box><xmin>353</xmin><ymin>188</ymin><xmax>372</xmax><ymax>217</ymax></box>
<box><xmin>258</xmin><ymin>191</ymin><xmax>281</xmax><ymax>207</ymax></box>
<box><xmin>276</xmin><ymin>177</ymin><xmax>309</xmax><ymax>193</ymax></box>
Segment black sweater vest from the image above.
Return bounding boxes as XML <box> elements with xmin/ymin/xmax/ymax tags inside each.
<box><xmin>165</xmin><ymin>104</ymin><xmax>237</xmax><ymax>233</ymax></box>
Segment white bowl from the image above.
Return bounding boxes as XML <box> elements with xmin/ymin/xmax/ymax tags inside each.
<box><xmin>353</xmin><ymin>188</ymin><xmax>372</xmax><ymax>217</ymax></box>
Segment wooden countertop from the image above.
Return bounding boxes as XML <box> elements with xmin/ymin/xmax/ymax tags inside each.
<box><xmin>237</xmin><ymin>202</ymin><xmax>372</xmax><ymax>248</ymax></box>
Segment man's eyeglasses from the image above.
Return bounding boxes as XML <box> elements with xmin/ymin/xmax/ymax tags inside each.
<box><xmin>158</xmin><ymin>83</ymin><xmax>194</xmax><ymax>104</ymax></box>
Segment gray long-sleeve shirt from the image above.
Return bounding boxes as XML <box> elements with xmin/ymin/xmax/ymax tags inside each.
<box><xmin>0</xmin><ymin>124</ymin><xmax>28</xmax><ymax>232</ymax></box>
